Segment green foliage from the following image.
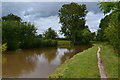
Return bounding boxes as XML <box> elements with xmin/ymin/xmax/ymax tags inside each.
<box><xmin>96</xmin><ymin>15</ymin><xmax>110</xmax><ymax>41</ymax></box>
<box><xmin>99</xmin><ymin>15</ymin><xmax>110</xmax><ymax>29</ymax></box>
<box><xmin>57</xmin><ymin>40</ymin><xmax>72</xmax><ymax>46</ymax></box>
<box><xmin>2</xmin><ymin>14</ymin><xmax>57</xmax><ymax>50</ymax></box>
<box><xmin>59</xmin><ymin>3</ymin><xmax>92</xmax><ymax>44</ymax></box>
<box><xmin>98</xmin><ymin>2</ymin><xmax>120</xmax><ymax>51</ymax></box>
<box><xmin>2</xmin><ymin>13</ymin><xmax>22</xmax><ymax>22</ymax></box>
<box><xmin>105</xmin><ymin>12</ymin><xmax>120</xmax><ymax>51</ymax></box>
<box><xmin>81</xmin><ymin>29</ymin><xmax>92</xmax><ymax>44</ymax></box>
<box><xmin>40</xmin><ymin>39</ymin><xmax>57</xmax><ymax>47</ymax></box>
<box><xmin>2</xmin><ymin>21</ymin><xmax>21</xmax><ymax>50</ymax></box>
<box><xmin>25</xmin><ymin>38</ymin><xmax>57</xmax><ymax>48</ymax></box>
<box><xmin>96</xmin><ymin>29</ymin><xmax>107</xmax><ymax>41</ymax></box>
<box><xmin>2</xmin><ymin>43</ymin><xmax>7</xmax><ymax>52</ymax></box>
<box><xmin>99</xmin><ymin>2</ymin><xmax>118</xmax><ymax>14</ymax></box>
<box><xmin>2</xmin><ymin>20</ymin><xmax>37</xmax><ymax>50</ymax></box>
<box><xmin>100</xmin><ymin>43</ymin><xmax>118</xmax><ymax>78</ymax></box>
<box><xmin>43</xmin><ymin>27</ymin><xmax>57</xmax><ymax>39</ymax></box>
<box><xmin>91</xmin><ymin>32</ymin><xmax>96</xmax><ymax>41</ymax></box>
<box><xmin>0</xmin><ymin>43</ymin><xmax>7</xmax><ymax>52</ymax></box>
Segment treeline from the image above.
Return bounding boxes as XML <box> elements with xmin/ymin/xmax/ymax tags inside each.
<box><xmin>2</xmin><ymin>14</ymin><xmax>57</xmax><ymax>50</ymax></box>
<box><xmin>2</xmin><ymin>2</ymin><xmax>119</xmax><ymax>52</ymax></box>
<box><xmin>2</xmin><ymin>3</ymin><xmax>95</xmax><ymax>51</ymax></box>
<box><xmin>96</xmin><ymin>2</ymin><xmax>120</xmax><ymax>52</ymax></box>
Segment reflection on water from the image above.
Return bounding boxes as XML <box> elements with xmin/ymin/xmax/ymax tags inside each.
<box><xmin>2</xmin><ymin>45</ymin><xmax>91</xmax><ymax>78</ymax></box>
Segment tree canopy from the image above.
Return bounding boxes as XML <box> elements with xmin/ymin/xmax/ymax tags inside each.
<box><xmin>2</xmin><ymin>20</ymin><xmax>37</xmax><ymax>50</ymax></box>
<box><xmin>2</xmin><ymin>14</ymin><xmax>57</xmax><ymax>50</ymax></box>
<box><xmin>98</xmin><ymin>2</ymin><xmax>120</xmax><ymax>51</ymax></box>
<box><xmin>59</xmin><ymin>3</ymin><xmax>92</xmax><ymax>44</ymax></box>
<box><xmin>2</xmin><ymin>13</ymin><xmax>22</xmax><ymax>22</ymax></box>
<box><xmin>43</xmin><ymin>27</ymin><xmax>58</xmax><ymax>39</ymax></box>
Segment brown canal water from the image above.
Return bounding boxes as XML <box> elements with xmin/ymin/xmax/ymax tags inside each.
<box><xmin>2</xmin><ymin>45</ymin><xmax>91</xmax><ymax>78</ymax></box>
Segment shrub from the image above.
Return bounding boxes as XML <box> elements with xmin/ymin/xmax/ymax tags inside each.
<box><xmin>1</xmin><ymin>43</ymin><xmax>7</xmax><ymax>52</ymax></box>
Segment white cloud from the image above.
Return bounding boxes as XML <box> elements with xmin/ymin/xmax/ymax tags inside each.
<box><xmin>85</xmin><ymin>11</ymin><xmax>104</xmax><ymax>32</ymax></box>
<box><xmin>33</xmin><ymin>15</ymin><xmax>64</xmax><ymax>37</ymax></box>
<box><xmin>22</xmin><ymin>11</ymin><xmax>105</xmax><ymax>37</ymax></box>
<box><xmin>2</xmin><ymin>2</ymin><xmax>106</xmax><ymax>37</ymax></box>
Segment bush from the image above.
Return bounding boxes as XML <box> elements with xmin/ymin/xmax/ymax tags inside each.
<box><xmin>20</xmin><ymin>38</ymin><xmax>57</xmax><ymax>49</ymax></box>
<box><xmin>7</xmin><ymin>40</ymin><xmax>20</xmax><ymax>50</ymax></box>
<box><xmin>1</xmin><ymin>43</ymin><xmax>7</xmax><ymax>52</ymax></box>
<box><xmin>40</xmin><ymin>39</ymin><xmax>57</xmax><ymax>47</ymax></box>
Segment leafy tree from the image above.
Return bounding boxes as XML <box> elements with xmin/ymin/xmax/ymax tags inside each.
<box><xmin>2</xmin><ymin>21</ymin><xmax>21</xmax><ymax>49</ymax></box>
<box><xmin>96</xmin><ymin>15</ymin><xmax>110</xmax><ymax>41</ymax></box>
<box><xmin>2</xmin><ymin>13</ymin><xmax>22</xmax><ymax>22</ymax></box>
<box><xmin>19</xmin><ymin>22</ymin><xmax>37</xmax><ymax>49</ymax></box>
<box><xmin>96</xmin><ymin>29</ymin><xmax>106</xmax><ymax>41</ymax></box>
<box><xmin>91</xmin><ymin>32</ymin><xmax>96</xmax><ymax>41</ymax></box>
<box><xmin>43</xmin><ymin>27</ymin><xmax>57</xmax><ymax>39</ymax></box>
<box><xmin>2</xmin><ymin>14</ymin><xmax>58</xmax><ymax>50</ymax></box>
<box><xmin>59</xmin><ymin>3</ymin><xmax>91</xmax><ymax>44</ymax></box>
<box><xmin>99</xmin><ymin>2</ymin><xmax>119</xmax><ymax>14</ymax></box>
<box><xmin>81</xmin><ymin>28</ymin><xmax>92</xmax><ymax>44</ymax></box>
<box><xmin>2</xmin><ymin>14</ymin><xmax>37</xmax><ymax>50</ymax></box>
<box><xmin>105</xmin><ymin>12</ymin><xmax>120</xmax><ymax>50</ymax></box>
<box><xmin>99</xmin><ymin>2</ymin><xmax>120</xmax><ymax>51</ymax></box>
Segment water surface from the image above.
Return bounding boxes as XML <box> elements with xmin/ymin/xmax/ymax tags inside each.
<box><xmin>2</xmin><ymin>45</ymin><xmax>91</xmax><ymax>78</ymax></box>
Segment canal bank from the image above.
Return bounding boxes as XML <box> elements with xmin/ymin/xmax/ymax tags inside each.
<box><xmin>49</xmin><ymin>43</ymin><xmax>118</xmax><ymax>78</ymax></box>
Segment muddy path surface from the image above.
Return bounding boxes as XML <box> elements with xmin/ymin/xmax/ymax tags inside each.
<box><xmin>97</xmin><ymin>46</ymin><xmax>107</xmax><ymax>79</ymax></box>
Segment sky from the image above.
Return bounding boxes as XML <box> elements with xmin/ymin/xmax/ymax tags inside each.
<box><xmin>2</xmin><ymin>2</ymin><xmax>105</xmax><ymax>37</ymax></box>
<box><xmin>2</xmin><ymin>0</ymin><xmax>118</xmax><ymax>2</ymax></box>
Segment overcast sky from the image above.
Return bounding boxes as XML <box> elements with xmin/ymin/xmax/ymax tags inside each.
<box><xmin>2</xmin><ymin>2</ymin><xmax>105</xmax><ymax>37</ymax></box>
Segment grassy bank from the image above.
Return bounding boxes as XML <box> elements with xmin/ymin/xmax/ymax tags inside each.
<box><xmin>57</xmin><ymin>40</ymin><xmax>72</xmax><ymax>46</ymax></box>
<box><xmin>49</xmin><ymin>44</ymin><xmax>100</xmax><ymax>78</ymax></box>
<box><xmin>100</xmin><ymin>43</ymin><xmax>118</xmax><ymax>78</ymax></box>
<box><xmin>49</xmin><ymin>42</ymin><xmax>118</xmax><ymax>78</ymax></box>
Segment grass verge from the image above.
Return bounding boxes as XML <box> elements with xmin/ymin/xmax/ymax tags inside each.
<box><xmin>49</xmin><ymin>42</ymin><xmax>118</xmax><ymax>78</ymax></box>
<box><xmin>49</xmin><ymin>44</ymin><xmax>100</xmax><ymax>78</ymax></box>
<box><xmin>100</xmin><ymin>43</ymin><xmax>118</xmax><ymax>78</ymax></box>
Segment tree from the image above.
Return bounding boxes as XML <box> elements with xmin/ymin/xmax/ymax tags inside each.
<box><xmin>99</xmin><ymin>2</ymin><xmax>119</xmax><ymax>14</ymax></box>
<box><xmin>2</xmin><ymin>21</ymin><xmax>21</xmax><ymax>50</ymax></box>
<box><xmin>2</xmin><ymin>13</ymin><xmax>22</xmax><ymax>22</ymax></box>
<box><xmin>99</xmin><ymin>2</ymin><xmax>120</xmax><ymax>51</ymax></box>
<box><xmin>81</xmin><ymin>28</ymin><xmax>93</xmax><ymax>44</ymax></box>
<box><xmin>2</xmin><ymin>14</ymin><xmax>58</xmax><ymax>50</ymax></box>
<box><xmin>2</xmin><ymin>14</ymin><xmax>37</xmax><ymax>50</ymax></box>
<box><xmin>96</xmin><ymin>29</ymin><xmax>106</xmax><ymax>41</ymax></box>
<box><xmin>96</xmin><ymin>15</ymin><xmax>110</xmax><ymax>41</ymax></box>
<box><xmin>43</xmin><ymin>27</ymin><xmax>57</xmax><ymax>39</ymax></box>
<box><xmin>59</xmin><ymin>3</ymin><xmax>90</xmax><ymax>44</ymax></box>
<box><xmin>91</xmin><ymin>32</ymin><xmax>96</xmax><ymax>41</ymax></box>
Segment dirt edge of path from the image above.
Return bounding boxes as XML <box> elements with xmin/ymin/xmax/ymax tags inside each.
<box><xmin>97</xmin><ymin>46</ymin><xmax>108</xmax><ymax>79</ymax></box>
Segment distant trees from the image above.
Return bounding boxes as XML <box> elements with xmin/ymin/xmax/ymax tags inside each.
<box><xmin>91</xmin><ymin>32</ymin><xmax>96</xmax><ymax>41</ymax></box>
<box><xmin>2</xmin><ymin>14</ymin><xmax>37</xmax><ymax>50</ymax></box>
<box><xmin>98</xmin><ymin>2</ymin><xmax>120</xmax><ymax>51</ymax></box>
<box><xmin>59</xmin><ymin>3</ymin><xmax>92</xmax><ymax>44</ymax></box>
<box><xmin>96</xmin><ymin>15</ymin><xmax>110</xmax><ymax>41</ymax></box>
<box><xmin>2</xmin><ymin>14</ymin><xmax>57</xmax><ymax>50</ymax></box>
<box><xmin>43</xmin><ymin>27</ymin><xmax>57</xmax><ymax>39</ymax></box>
<box><xmin>81</xmin><ymin>28</ymin><xmax>93</xmax><ymax>44</ymax></box>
